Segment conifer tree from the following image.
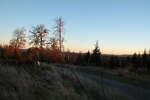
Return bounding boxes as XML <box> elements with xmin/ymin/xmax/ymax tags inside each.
<box><xmin>84</xmin><ymin>51</ymin><xmax>91</xmax><ymax>65</ymax></box>
<box><xmin>91</xmin><ymin>41</ymin><xmax>101</xmax><ymax>66</ymax></box>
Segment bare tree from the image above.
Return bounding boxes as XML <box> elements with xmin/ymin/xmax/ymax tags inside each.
<box><xmin>53</xmin><ymin>17</ymin><xmax>65</xmax><ymax>52</ymax></box>
<box><xmin>10</xmin><ymin>28</ymin><xmax>26</xmax><ymax>49</ymax></box>
<box><xmin>29</xmin><ymin>24</ymin><xmax>49</xmax><ymax>48</ymax></box>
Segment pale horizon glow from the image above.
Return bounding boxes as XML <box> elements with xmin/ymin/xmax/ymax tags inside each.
<box><xmin>0</xmin><ymin>39</ymin><xmax>148</xmax><ymax>55</ymax></box>
<box><xmin>0</xmin><ymin>0</ymin><xmax>150</xmax><ymax>55</ymax></box>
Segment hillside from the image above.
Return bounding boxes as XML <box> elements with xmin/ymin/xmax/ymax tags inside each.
<box><xmin>0</xmin><ymin>63</ymin><xmax>150</xmax><ymax>100</ymax></box>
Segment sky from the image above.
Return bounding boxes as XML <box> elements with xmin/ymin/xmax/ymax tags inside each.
<box><xmin>0</xmin><ymin>0</ymin><xmax>150</xmax><ymax>54</ymax></box>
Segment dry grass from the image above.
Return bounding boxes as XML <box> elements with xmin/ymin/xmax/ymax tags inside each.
<box><xmin>0</xmin><ymin>63</ymin><xmax>133</xmax><ymax>100</ymax></box>
<box><xmin>75</xmin><ymin>66</ymin><xmax>150</xmax><ymax>88</ymax></box>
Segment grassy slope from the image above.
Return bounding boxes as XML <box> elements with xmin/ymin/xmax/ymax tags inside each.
<box><xmin>0</xmin><ymin>63</ymin><xmax>130</xmax><ymax>100</ymax></box>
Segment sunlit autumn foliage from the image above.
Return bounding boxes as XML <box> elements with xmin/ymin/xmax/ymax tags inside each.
<box><xmin>0</xmin><ymin>43</ymin><xmax>64</xmax><ymax>65</ymax></box>
<box><xmin>47</xmin><ymin>38</ymin><xmax>64</xmax><ymax>63</ymax></box>
<box><xmin>0</xmin><ymin>44</ymin><xmax>21</xmax><ymax>64</ymax></box>
<box><xmin>0</xmin><ymin>19</ymin><xmax>66</xmax><ymax>65</ymax></box>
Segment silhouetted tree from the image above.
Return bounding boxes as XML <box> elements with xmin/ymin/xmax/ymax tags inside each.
<box><xmin>75</xmin><ymin>53</ymin><xmax>84</xmax><ymax>65</ymax></box>
<box><xmin>84</xmin><ymin>51</ymin><xmax>91</xmax><ymax>65</ymax></box>
<box><xmin>142</xmin><ymin>49</ymin><xmax>148</xmax><ymax>68</ymax></box>
<box><xmin>147</xmin><ymin>50</ymin><xmax>150</xmax><ymax>71</ymax></box>
<box><xmin>29</xmin><ymin>24</ymin><xmax>49</xmax><ymax>48</ymax></box>
<box><xmin>64</xmin><ymin>50</ymin><xmax>77</xmax><ymax>64</ymax></box>
<box><xmin>109</xmin><ymin>56</ymin><xmax>120</xmax><ymax>68</ymax></box>
<box><xmin>0</xmin><ymin>45</ymin><xmax>4</xmax><ymax>59</ymax></box>
<box><xmin>10</xmin><ymin>28</ymin><xmax>26</xmax><ymax>49</ymax></box>
<box><xmin>91</xmin><ymin>41</ymin><xmax>101</xmax><ymax>66</ymax></box>
<box><xmin>132</xmin><ymin>53</ymin><xmax>138</xmax><ymax>67</ymax></box>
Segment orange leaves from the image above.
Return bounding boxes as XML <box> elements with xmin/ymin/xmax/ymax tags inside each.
<box><xmin>0</xmin><ymin>43</ymin><xmax>64</xmax><ymax>65</ymax></box>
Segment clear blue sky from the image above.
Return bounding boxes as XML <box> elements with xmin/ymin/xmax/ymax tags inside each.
<box><xmin>0</xmin><ymin>0</ymin><xmax>150</xmax><ymax>54</ymax></box>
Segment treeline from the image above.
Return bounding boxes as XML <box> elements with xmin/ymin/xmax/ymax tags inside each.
<box><xmin>0</xmin><ymin>17</ymin><xmax>150</xmax><ymax>74</ymax></box>
<box><xmin>73</xmin><ymin>46</ymin><xmax>150</xmax><ymax>73</ymax></box>
<box><xmin>0</xmin><ymin>45</ymin><xmax>64</xmax><ymax>65</ymax></box>
<box><xmin>0</xmin><ymin>17</ymin><xmax>65</xmax><ymax>65</ymax></box>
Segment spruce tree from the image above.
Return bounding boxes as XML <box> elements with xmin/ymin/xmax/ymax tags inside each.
<box><xmin>91</xmin><ymin>41</ymin><xmax>101</xmax><ymax>66</ymax></box>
